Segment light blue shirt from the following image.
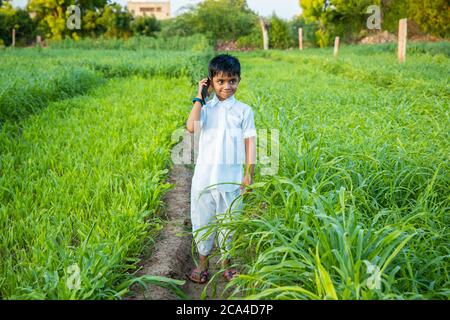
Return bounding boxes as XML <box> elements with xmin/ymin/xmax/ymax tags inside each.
<box><xmin>192</xmin><ymin>93</ymin><xmax>257</xmax><ymax>193</ymax></box>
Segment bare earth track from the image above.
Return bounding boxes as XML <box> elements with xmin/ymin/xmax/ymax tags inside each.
<box><xmin>126</xmin><ymin>165</ymin><xmax>230</xmax><ymax>300</ymax></box>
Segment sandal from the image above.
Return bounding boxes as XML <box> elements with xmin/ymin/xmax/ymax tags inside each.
<box><xmin>186</xmin><ymin>268</ymin><xmax>209</xmax><ymax>284</ymax></box>
<box><xmin>223</xmin><ymin>269</ymin><xmax>238</xmax><ymax>282</ymax></box>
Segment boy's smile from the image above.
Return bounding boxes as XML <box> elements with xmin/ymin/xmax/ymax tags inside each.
<box><xmin>211</xmin><ymin>72</ymin><xmax>240</xmax><ymax>101</ymax></box>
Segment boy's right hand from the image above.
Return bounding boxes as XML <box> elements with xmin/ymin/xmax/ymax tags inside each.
<box><xmin>197</xmin><ymin>78</ymin><xmax>210</xmax><ymax>99</ymax></box>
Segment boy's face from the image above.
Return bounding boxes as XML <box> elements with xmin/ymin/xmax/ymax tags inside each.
<box><xmin>211</xmin><ymin>72</ymin><xmax>240</xmax><ymax>101</ymax></box>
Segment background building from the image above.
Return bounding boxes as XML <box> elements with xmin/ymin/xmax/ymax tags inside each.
<box><xmin>127</xmin><ymin>0</ymin><xmax>171</xmax><ymax>19</ymax></box>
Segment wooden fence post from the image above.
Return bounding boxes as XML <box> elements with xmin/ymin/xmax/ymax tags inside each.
<box><xmin>298</xmin><ymin>28</ymin><xmax>303</xmax><ymax>50</ymax></box>
<box><xmin>12</xmin><ymin>28</ymin><xmax>15</xmax><ymax>47</ymax></box>
<box><xmin>398</xmin><ymin>18</ymin><xmax>407</xmax><ymax>63</ymax></box>
<box><xmin>333</xmin><ymin>36</ymin><xmax>340</xmax><ymax>57</ymax></box>
<box><xmin>260</xmin><ymin>18</ymin><xmax>269</xmax><ymax>50</ymax></box>
<box><xmin>36</xmin><ymin>35</ymin><xmax>42</xmax><ymax>48</ymax></box>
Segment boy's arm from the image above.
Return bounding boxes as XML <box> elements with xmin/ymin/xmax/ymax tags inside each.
<box><xmin>186</xmin><ymin>99</ymin><xmax>202</xmax><ymax>133</ymax></box>
<box><xmin>186</xmin><ymin>78</ymin><xmax>208</xmax><ymax>133</ymax></box>
<box><xmin>242</xmin><ymin>136</ymin><xmax>256</xmax><ymax>192</ymax></box>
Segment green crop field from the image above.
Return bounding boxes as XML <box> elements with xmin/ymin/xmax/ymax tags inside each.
<box><xmin>0</xmin><ymin>42</ymin><xmax>448</xmax><ymax>299</ymax></box>
<box><xmin>227</xmin><ymin>46</ymin><xmax>449</xmax><ymax>299</ymax></box>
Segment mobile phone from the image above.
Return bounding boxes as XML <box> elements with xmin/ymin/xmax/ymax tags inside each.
<box><xmin>201</xmin><ymin>78</ymin><xmax>211</xmax><ymax>101</ymax></box>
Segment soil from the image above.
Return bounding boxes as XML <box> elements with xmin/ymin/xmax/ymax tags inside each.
<box><xmin>126</xmin><ymin>164</ymin><xmax>232</xmax><ymax>300</ymax></box>
<box><xmin>359</xmin><ymin>30</ymin><xmax>444</xmax><ymax>45</ymax></box>
<box><xmin>215</xmin><ymin>40</ymin><xmax>253</xmax><ymax>52</ymax></box>
<box><xmin>360</xmin><ymin>30</ymin><xmax>397</xmax><ymax>44</ymax></box>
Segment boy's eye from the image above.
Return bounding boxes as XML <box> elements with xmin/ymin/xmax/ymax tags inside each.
<box><xmin>216</xmin><ymin>79</ymin><xmax>237</xmax><ymax>85</ymax></box>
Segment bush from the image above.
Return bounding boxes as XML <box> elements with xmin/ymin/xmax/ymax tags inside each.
<box><xmin>288</xmin><ymin>15</ymin><xmax>318</xmax><ymax>48</ymax></box>
<box><xmin>0</xmin><ymin>6</ymin><xmax>36</xmax><ymax>47</ymax></box>
<box><xmin>269</xmin><ymin>15</ymin><xmax>294</xmax><ymax>49</ymax></box>
<box><xmin>159</xmin><ymin>0</ymin><xmax>258</xmax><ymax>44</ymax></box>
<box><xmin>158</xmin><ymin>14</ymin><xmax>196</xmax><ymax>38</ymax></box>
<box><xmin>131</xmin><ymin>16</ymin><xmax>161</xmax><ymax>37</ymax></box>
<box><xmin>237</xmin><ymin>25</ymin><xmax>263</xmax><ymax>49</ymax></box>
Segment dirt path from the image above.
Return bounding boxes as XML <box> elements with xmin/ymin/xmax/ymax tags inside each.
<box><xmin>126</xmin><ymin>164</ymin><xmax>231</xmax><ymax>300</ymax></box>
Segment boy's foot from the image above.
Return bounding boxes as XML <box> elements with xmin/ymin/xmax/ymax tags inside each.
<box><xmin>223</xmin><ymin>268</ymin><xmax>238</xmax><ymax>282</ymax></box>
<box><xmin>186</xmin><ymin>268</ymin><xmax>209</xmax><ymax>284</ymax></box>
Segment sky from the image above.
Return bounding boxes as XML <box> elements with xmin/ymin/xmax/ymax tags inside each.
<box><xmin>10</xmin><ymin>0</ymin><xmax>303</xmax><ymax>19</ymax></box>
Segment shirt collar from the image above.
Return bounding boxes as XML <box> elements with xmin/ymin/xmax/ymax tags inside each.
<box><xmin>209</xmin><ymin>94</ymin><xmax>236</xmax><ymax>111</ymax></box>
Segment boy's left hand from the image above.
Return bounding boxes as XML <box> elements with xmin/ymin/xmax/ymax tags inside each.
<box><xmin>240</xmin><ymin>175</ymin><xmax>253</xmax><ymax>194</ymax></box>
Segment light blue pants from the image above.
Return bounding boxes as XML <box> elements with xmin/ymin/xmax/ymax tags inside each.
<box><xmin>190</xmin><ymin>187</ymin><xmax>243</xmax><ymax>258</ymax></box>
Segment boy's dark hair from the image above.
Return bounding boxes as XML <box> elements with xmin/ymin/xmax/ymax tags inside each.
<box><xmin>208</xmin><ymin>54</ymin><xmax>241</xmax><ymax>79</ymax></box>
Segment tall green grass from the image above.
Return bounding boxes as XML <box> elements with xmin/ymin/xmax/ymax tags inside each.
<box><xmin>338</xmin><ymin>41</ymin><xmax>450</xmax><ymax>57</ymax></box>
<box><xmin>0</xmin><ymin>56</ymin><xmax>104</xmax><ymax>125</ymax></box>
<box><xmin>1</xmin><ymin>42</ymin><xmax>447</xmax><ymax>300</ymax></box>
<box><xmin>0</xmin><ymin>48</ymin><xmax>212</xmax><ymax>125</ymax></box>
<box><xmin>210</xmin><ymin>44</ymin><xmax>449</xmax><ymax>299</ymax></box>
<box><xmin>0</xmin><ymin>76</ymin><xmax>192</xmax><ymax>299</ymax></box>
<box><xmin>47</xmin><ymin>34</ymin><xmax>213</xmax><ymax>52</ymax></box>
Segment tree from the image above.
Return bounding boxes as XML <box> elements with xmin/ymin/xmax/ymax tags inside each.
<box><xmin>131</xmin><ymin>15</ymin><xmax>161</xmax><ymax>37</ymax></box>
<box><xmin>27</xmin><ymin>0</ymin><xmax>108</xmax><ymax>40</ymax></box>
<box><xmin>407</xmin><ymin>0</ymin><xmax>449</xmax><ymax>38</ymax></box>
<box><xmin>199</xmin><ymin>0</ymin><xmax>257</xmax><ymax>41</ymax></box>
<box><xmin>0</xmin><ymin>1</ymin><xmax>15</xmax><ymax>45</ymax></box>
<box><xmin>0</xmin><ymin>1</ymin><xmax>36</xmax><ymax>46</ymax></box>
<box><xmin>82</xmin><ymin>9</ymin><xmax>102</xmax><ymax>38</ymax></box>
<box><xmin>167</xmin><ymin>0</ymin><xmax>258</xmax><ymax>42</ymax></box>
<box><xmin>236</xmin><ymin>21</ymin><xmax>262</xmax><ymax>49</ymax></box>
<box><xmin>300</xmin><ymin>0</ymin><xmax>450</xmax><ymax>45</ymax></box>
<box><xmin>12</xmin><ymin>8</ymin><xmax>36</xmax><ymax>45</ymax></box>
<box><xmin>269</xmin><ymin>14</ymin><xmax>294</xmax><ymax>49</ymax></box>
<box><xmin>96</xmin><ymin>3</ymin><xmax>132</xmax><ymax>39</ymax></box>
<box><xmin>288</xmin><ymin>14</ymin><xmax>319</xmax><ymax>47</ymax></box>
<box><xmin>376</xmin><ymin>0</ymin><xmax>408</xmax><ymax>33</ymax></box>
<box><xmin>158</xmin><ymin>12</ymin><xmax>196</xmax><ymax>38</ymax></box>
<box><xmin>301</xmin><ymin>0</ymin><xmax>376</xmax><ymax>46</ymax></box>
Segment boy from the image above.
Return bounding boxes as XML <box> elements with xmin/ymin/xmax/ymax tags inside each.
<box><xmin>186</xmin><ymin>54</ymin><xmax>257</xmax><ymax>284</ymax></box>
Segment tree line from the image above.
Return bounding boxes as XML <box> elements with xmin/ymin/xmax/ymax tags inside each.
<box><xmin>301</xmin><ymin>0</ymin><xmax>449</xmax><ymax>46</ymax></box>
<box><xmin>0</xmin><ymin>0</ymin><xmax>448</xmax><ymax>48</ymax></box>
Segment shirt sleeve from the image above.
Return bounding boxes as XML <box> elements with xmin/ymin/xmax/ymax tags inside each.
<box><xmin>242</xmin><ymin>107</ymin><xmax>257</xmax><ymax>138</ymax></box>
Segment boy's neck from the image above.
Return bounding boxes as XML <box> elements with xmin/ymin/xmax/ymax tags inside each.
<box><xmin>217</xmin><ymin>94</ymin><xmax>233</xmax><ymax>102</ymax></box>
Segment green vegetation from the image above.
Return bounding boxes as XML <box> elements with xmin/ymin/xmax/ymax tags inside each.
<box><xmin>0</xmin><ymin>46</ymin><xmax>213</xmax><ymax>299</ymax></box>
<box><xmin>2</xmin><ymin>0</ymin><xmax>448</xmax><ymax>48</ymax></box>
<box><xmin>47</xmin><ymin>34</ymin><xmax>212</xmax><ymax>52</ymax></box>
<box><xmin>0</xmin><ymin>74</ymin><xmax>193</xmax><ymax>299</ymax></box>
<box><xmin>0</xmin><ymin>58</ymin><xmax>103</xmax><ymax>125</ymax></box>
<box><xmin>0</xmin><ymin>41</ymin><xmax>448</xmax><ymax>299</ymax></box>
<box><xmin>301</xmin><ymin>0</ymin><xmax>450</xmax><ymax>46</ymax></box>
<box><xmin>0</xmin><ymin>47</ymin><xmax>212</xmax><ymax>124</ymax></box>
<box><xmin>214</xmin><ymin>43</ymin><xmax>449</xmax><ymax>299</ymax></box>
